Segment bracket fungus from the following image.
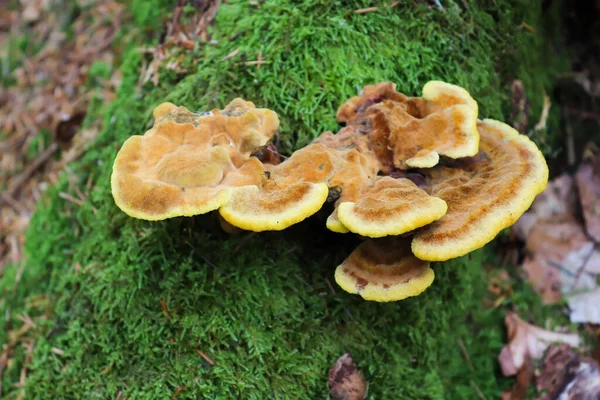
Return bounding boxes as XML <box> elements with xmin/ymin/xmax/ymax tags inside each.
<box><xmin>334</xmin><ymin>237</ymin><xmax>435</xmax><ymax>302</ymax></box>
<box><xmin>411</xmin><ymin>119</ymin><xmax>549</xmax><ymax>261</ymax></box>
<box><xmin>338</xmin><ymin>81</ymin><xmax>479</xmax><ymax>171</ymax></box>
<box><xmin>328</xmin><ymin>82</ymin><xmax>547</xmax><ymax>302</ymax></box>
<box><xmin>335</xmin><ymin>177</ymin><xmax>448</xmax><ymax>238</ymax></box>
<box><xmin>111</xmin><ymin>99</ymin><xmax>279</xmax><ymax>220</ymax></box>
<box><xmin>111</xmin><ymin>79</ymin><xmax>549</xmax><ymax>303</ymax></box>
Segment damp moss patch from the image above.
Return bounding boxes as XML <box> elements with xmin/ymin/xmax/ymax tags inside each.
<box><xmin>0</xmin><ymin>1</ymin><xmax>569</xmax><ymax>398</ymax></box>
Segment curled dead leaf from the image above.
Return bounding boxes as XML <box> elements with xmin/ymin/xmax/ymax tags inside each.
<box><xmin>567</xmin><ymin>288</ymin><xmax>600</xmax><ymax>324</ymax></box>
<box><xmin>328</xmin><ymin>353</ymin><xmax>367</xmax><ymax>400</ymax></box>
<box><xmin>575</xmin><ymin>158</ymin><xmax>600</xmax><ymax>243</ymax></box>
<box><xmin>536</xmin><ymin>344</ymin><xmax>600</xmax><ymax>400</ymax></box>
<box><xmin>513</xmin><ymin>174</ymin><xmax>600</xmax><ymax>303</ymax></box>
<box><xmin>498</xmin><ymin>312</ymin><xmax>581</xmax><ymax>377</ymax></box>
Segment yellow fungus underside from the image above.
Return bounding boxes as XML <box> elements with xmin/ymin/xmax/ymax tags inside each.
<box><xmin>219</xmin><ymin>182</ymin><xmax>329</xmax><ymax>231</ymax></box>
<box><xmin>334</xmin><ymin>238</ymin><xmax>435</xmax><ymax>302</ymax></box>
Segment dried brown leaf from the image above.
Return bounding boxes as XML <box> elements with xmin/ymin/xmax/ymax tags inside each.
<box><xmin>513</xmin><ymin>175</ymin><xmax>600</xmax><ymax>303</ymax></box>
<box><xmin>575</xmin><ymin>158</ymin><xmax>600</xmax><ymax>243</ymax></box>
<box><xmin>328</xmin><ymin>353</ymin><xmax>367</xmax><ymax>400</ymax></box>
<box><xmin>1</xmin><ymin>0</ymin><xmax>126</xmax><ymax>271</ymax></box>
<box><xmin>502</xmin><ymin>358</ymin><xmax>535</xmax><ymax>400</ymax></box>
<box><xmin>498</xmin><ymin>312</ymin><xmax>580</xmax><ymax>376</ymax></box>
<box><xmin>536</xmin><ymin>344</ymin><xmax>600</xmax><ymax>400</ymax></box>
<box><xmin>567</xmin><ymin>288</ymin><xmax>600</xmax><ymax>324</ymax></box>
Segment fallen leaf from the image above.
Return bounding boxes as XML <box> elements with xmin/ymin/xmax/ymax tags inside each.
<box><xmin>498</xmin><ymin>312</ymin><xmax>580</xmax><ymax>377</ymax></box>
<box><xmin>575</xmin><ymin>158</ymin><xmax>600</xmax><ymax>243</ymax></box>
<box><xmin>513</xmin><ymin>174</ymin><xmax>579</xmax><ymax>240</ymax></box>
<box><xmin>536</xmin><ymin>344</ymin><xmax>600</xmax><ymax>400</ymax></box>
<box><xmin>513</xmin><ymin>175</ymin><xmax>600</xmax><ymax>303</ymax></box>
<box><xmin>328</xmin><ymin>353</ymin><xmax>367</xmax><ymax>400</ymax></box>
<box><xmin>501</xmin><ymin>358</ymin><xmax>535</xmax><ymax>400</ymax></box>
<box><xmin>567</xmin><ymin>288</ymin><xmax>600</xmax><ymax>324</ymax></box>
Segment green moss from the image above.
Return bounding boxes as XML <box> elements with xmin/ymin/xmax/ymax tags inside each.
<box><xmin>0</xmin><ymin>0</ymin><xmax>569</xmax><ymax>398</ymax></box>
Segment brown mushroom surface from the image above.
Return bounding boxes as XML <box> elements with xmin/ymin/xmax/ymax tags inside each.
<box><xmin>111</xmin><ymin>99</ymin><xmax>279</xmax><ymax>220</ymax></box>
<box><xmin>335</xmin><ymin>237</ymin><xmax>435</xmax><ymax>302</ymax></box>
<box><xmin>411</xmin><ymin>119</ymin><xmax>549</xmax><ymax>261</ymax></box>
<box><xmin>367</xmin><ymin>81</ymin><xmax>479</xmax><ymax>170</ymax></box>
<box><xmin>336</xmin><ymin>82</ymin><xmax>409</xmax><ymax>124</ymax></box>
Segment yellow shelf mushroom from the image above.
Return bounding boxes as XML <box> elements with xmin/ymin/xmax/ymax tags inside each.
<box><xmin>334</xmin><ymin>237</ymin><xmax>435</xmax><ymax>302</ymax></box>
<box><xmin>411</xmin><ymin>119</ymin><xmax>549</xmax><ymax>261</ymax></box>
<box><xmin>337</xmin><ymin>81</ymin><xmax>480</xmax><ymax>171</ymax></box>
<box><xmin>111</xmin><ymin>99</ymin><xmax>279</xmax><ymax>220</ymax></box>
<box><xmin>111</xmin><ymin>80</ymin><xmax>549</xmax><ymax>303</ymax></box>
<box><xmin>336</xmin><ymin>177</ymin><xmax>448</xmax><ymax>238</ymax></box>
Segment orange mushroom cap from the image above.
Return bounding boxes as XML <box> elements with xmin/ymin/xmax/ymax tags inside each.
<box><xmin>336</xmin><ymin>82</ymin><xmax>410</xmax><ymax>124</ymax></box>
<box><xmin>219</xmin><ymin>140</ymin><xmax>378</xmax><ymax>232</ymax></box>
<box><xmin>411</xmin><ymin>119</ymin><xmax>549</xmax><ymax>261</ymax></box>
<box><xmin>367</xmin><ymin>81</ymin><xmax>479</xmax><ymax>170</ymax></box>
<box><xmin>335</xmin><ymin>81</ymin><xmax>479</xmax><ymax>171</ymax></box>
<box><xmin>219</xmin><ymin>180</ymin><xmax>329</xmax><ymax>231</ymax></box>
<box><xmin>334</xmin><ymin>237</ymin><xmax>435</xmax><ymax>302</ymax></box>
<box><xmin>336</xmin><ymin>176</ymin><xmax>447</xmax><ymax>238</ymax></box>
<box><xmin>111</xmin><ymin>99</ymin><xmax>278</xmax><ymax>220</ymax></box>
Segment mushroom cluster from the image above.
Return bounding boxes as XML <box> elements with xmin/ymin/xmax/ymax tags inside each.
<box><xmin>111</xmin><ymin>81</ymin><xmax>549</xmax><ymax>302</ymax></box>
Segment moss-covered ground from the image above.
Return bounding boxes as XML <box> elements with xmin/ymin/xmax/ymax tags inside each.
<box><xmin>0</xmin><ymin>0</ymin><xmax>572</xmax><ymax>398</ymax></box>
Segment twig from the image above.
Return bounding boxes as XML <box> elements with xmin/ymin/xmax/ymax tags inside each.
<box><xmin>221</xmin><ymin>48</ymin><xmax>239</xmax><ymax>61</ymax></box>
<box><xmin>195</xmin><ymin>348</ymin><xmax>215</xmax><ymax>365</ymax></box>
<box><xmin>344</xmin><ymin>307</ymin><xmax>354</xmax><ymax>320</ymax></box>
<box><xmin>324</xmin><ymin>277</ymin><xmax>336</xmax><ymax>294</ymax></box>
<box><xmin>0</xmin><ymin>193</ymin><xmax>27</xmax><ymax>214</ymax></box>
<box><xmin>256</xmin><ymin>51</ymin><xmax>262</xmax><ymax>70</ymax></box>
<box><xmin>160</xmin><ymin>299</ymin><xmax>173</xmax><ymax>321</ymax></box>
<box><xmin>521</xmin><ymin>21</ymin><xmax>537</xmax><ymax>33</ymax></box>
<box><xmin>563</xmin><ymin>109</ymin><xmax>576</xmax><ymax>166</ymax></box>
<box><xmin>569</xmin><ymin>244</ymin><xmax>596</xmax><ymax>292</ymax></box>
<box><xmin>3</xmin><ymin>142</ymin><xmax>58</xmax><ymax>199</ymax></box>
<box><xmin>354</xmin><ymin>7</ymin><xmax>378</xmax><ymax>14</ymax></box>
<box><xmin>201</xmin><ymin>256</ymin><xmax>226</xmax><ymax>275</ymax></box>
<box><xmin>238</xmin><ymin>60</ymin><xmax>269</xmax><ymax>66</ymax></box>
<box><xmin>51</xmin><ymin>347</ymin><xmax>64</xmax><ymax>356</ymax></box>
<box><xmin>171</xmin><ymin>386</ymin><xmax>186</xmax><ymax>399</ymax></box>
<box><xmin>457</xmin><ymin>338</ymin><xmax>475</xmax><ymax>372</ymax></box>
<box><xmin>470</xmin><ymin>380</ymin><xmax>488</xmax><ymax>400</ymax></box>
<box><xmin>566</xmin><ymin>107</ymin><xmax>600</xmax><ymax>121</ymax></box>
<box><xmin>233</xmin><ymin>232</ymin><xmax>258</xmax><ymax>255</ymax></box>
<box><xmin>534</xmin><ymin>94</ymin><xmax>551</xmax><ymax>131</ymax></box>
<box><xmin>58</xmin><ymin>192</ymin><xmax>85</xmax><ymax>207</ymax></box>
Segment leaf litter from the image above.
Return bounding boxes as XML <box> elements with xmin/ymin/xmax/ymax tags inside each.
<box><xmin>0</xmin><ymin>0</ymin><xmax>125</xmax><ymax>273</ymax></box>
<box><xmin>328</xmin><ymin>353</ymin><xmax>367</xmax><ymax>400</ymax></box>
<box><xmin>513</xmin><ymin>159</ymin><xmax>600</xmax><ymax>316</ymax></box>
<box><xmin>0</xmin><ymin>1</ymin><xmax>221</xmax><ymax>395</ymax></box>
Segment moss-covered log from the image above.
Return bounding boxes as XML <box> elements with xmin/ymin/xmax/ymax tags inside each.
<box><xmin>0</xmin><ymin>0</ymin><xmax>568</xmax><ymax>398</ymax></box>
